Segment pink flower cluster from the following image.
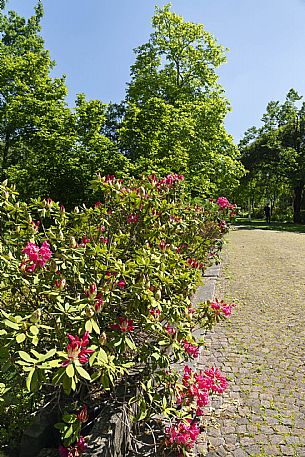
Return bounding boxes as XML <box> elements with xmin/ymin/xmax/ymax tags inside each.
<box><xmin>176</xmin><ymin>243</ymin><xmax>188</xmax><ymax>253</ymax></box>
<box><xmin>62</xmin><ymin>331</ymin><xmax>94</xmax><ymax>367</ymax></box>
<box><xmin>177</xmin><ymin>365</ymin><xmax>227</xmax><ymax>416</ymax></box>
<box><xmin>84</xmin><ymin>283</ymin><xmax>104</xmax><ymax>312</ymax></box>
<box><xmin>127</xmin><ymin>214</ymin><xmax>139</xmax><ymax>224</ymax></box>
<box><xmin>110</xmin><ymin>317</ymin><xmax>134</xmax><ymax>333</ymax></box>
<box><xmin>216</xmin><ymin>196</ymin><xmax>236</xmax><ymax>210</ymax></box>
<box><xmin>148</xmin><ymin>173</ymin><xmax>184</xmax><ymax>189</ymax></box>
<box><xmin>183</xmin><ymin>340</ymin><xmax>200</xmax><ymax>358</ymax></box>
<box><xmin>186</xmin><ymin>258</ymin><xmax>204</xmax><ymax>269</ymax></box>
<box><xmin>210</xmin><ymin>298</ymin><xmax>234</xmax><ymax>317</ymax></box>
<box><xmin>164</xmin><ymin>323</ymin><xmax>177</xmax><ymax>336</ymax></box>
<box><xmin>149</xmin><ymin>308</ymin><xmax>161</xmax><ymax>319</ymax></box>
<box><xmin>165</xmin><ymin>419</ymin><xmax>200</xmax><ymax>455</ymax></box>
<box><xmin>21</xmin><ymin>241</ymin><xmax>52</xmax><ymax>273</ymax></box>
<box><xmin>59</xmin><ymin>436</ymin><xmax>86</xmax><ymax>457</ymax></box>
<box><xmin>165</xmin><ymin>365</ymin><xmax>227</xmax><ymax>454</ymax></box>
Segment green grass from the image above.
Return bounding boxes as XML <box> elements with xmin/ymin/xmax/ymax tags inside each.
<box><xmin>234</xmin><ymin>217</ymin><xmax>305</xmax><ymax>233</ymax></box>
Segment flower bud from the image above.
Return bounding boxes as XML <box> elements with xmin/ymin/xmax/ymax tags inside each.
<box><xmin>155</xmin><ymin>289</ymin><xmax>162</xmax><ymax>300</ymax></box>
<box><xmin>30</xmin><ymin>309</ymin><xmax>42</xmax><ymax>323</ymax></box>
<box><xmin>86</xmin><ymin>306</ymin><xmax>95</xmax><ymax>318</ymax></box>
<box><xmin>99</xmin><ymin>332</ymin><xmax>107</xmax><ymax>345</ymax></box>
<box><xmin>70</xmin><ymin>237</ymin><xmax>78</xmax><ymax>248</ymax></box>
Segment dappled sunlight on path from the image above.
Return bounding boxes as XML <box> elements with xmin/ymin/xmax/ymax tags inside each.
<box><xmin>199</xmin><ymin>228</ymin><xmax>305</xmax><ymax>457</ymax></box>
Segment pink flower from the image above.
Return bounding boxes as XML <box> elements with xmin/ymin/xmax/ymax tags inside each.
<box><xmin>85</xmin><ymin>283</ymin><xmax>97</xmax><ymax>298</ymax></box>
<box><xmin>110</xmin><ymin>317</ymin><xmax>134</xmax><ymax>333</ymax></box>
<box><xmin>76</xmin><ymin>436</ymin><xmax>87</xmax><ymax>452</ymax></box>
<box><xmin>21</xmin><ymin>241</ymin><xmax>52</xmax><ymax>272</ymax></box>
<box><xmin>203</xmin><ymin>368</ymin><xmax>227</xmax><ymax>394</ymax></box>
<box><xmin>80</xmin><ymin>235</ymin><xmax>91</xmax><ymax>247</ymax></box>
<box><xmin>159</xmin><ymin>240</ymin><xmax>167</xmax><ymax>251</ymax></box>
<box><xmin>187</xmin><ymin>258</ymin><xmax>204</xmax><ymax>269</ymax></box>
<box><xmin>222</xmin><ymin>304</ymin><xmax>233</xmax><ymax>317</ymax></box>
<box><xmin>127</xmin><ymin>214</ymin><xmax>139</xmax><ymax>224</ymax></box>
<box><xmin>31</xmin><ymin>220</ymin><xmax>40</xmax><ymax>232</ymax></box>
<box><xmin>216</xmin><ymin>196</ymin><xmax>230</xmax><ymax>209</ymax></box>
<box><xmin>164</xmin><ymin>323</ymin><xmax>176</xmax><ymax>336</ymax></box>
<box><xmin>62</xmin><ymin>331</ymin><xmax>95</xmax><ymax>366</ymax></box>
<box><xmin>59</xmin><ymin>436</ymin><xmax>87</xmax><ymax>457</ymax></box>
<box><xmin>219</xmin><ymin>220</ymin><xmax>227</xmax><ymax>232</ymax></box>
<box><xmin>165</xmin><ymin>420</ymin><xmax>200</xmax><ymax>451</ymax></box>
<box><xmin>210</xmin><ymin>299</ymin><xmax>221</xmax><ymax>313</ymax></box>
<box><xmin>117</xmin><ymin>279</ymin><xmax>126</xmax><ymax>289</ymax></box>
<box><xmin>149</xmin><ymin>308</ymin><xmax>161</xmax><ymax>318</ymax></box>
<box><xmin>95</xmin><ymin>294</ymin><xmax>104</xmax><ymax>312</ymax></box>
<box><xmin>183</xmin><ymin>340</ymin><xmax>200</xmax><ymax>358</ymax></box>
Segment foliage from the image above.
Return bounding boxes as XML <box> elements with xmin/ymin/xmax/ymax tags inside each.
<box><xmin>0</xmin><ymin>4</ymin><xmax>128</xmax><ymax>209</ymax></box>
<box><xmin>239</xmin><ymin>89</ymin><xmax>305</xmax><ymax>222</ymax></box>
<box><xmin>0</xmin><ymin>175</ymin><xmax>234</xmax><ymax>453</ymax></box>
<box><xmin>108</xmin><ymin>4</ymin><xmax>244</xmax><ymax>197</ymax></box>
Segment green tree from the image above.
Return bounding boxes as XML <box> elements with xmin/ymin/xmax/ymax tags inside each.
<box><xmin>240</xmin><ymin>89</ymin><xmax>305</xmax><ymax>223</ymax></box>
<box><xmin>0</xmin><ymin>3</ymin><xmax>127</xmax><ymax>208</ymax></box>
<box><xmin>116</xmin><ymin>4</ymin><xmax>243</xmax><ymax>197</ymax></box>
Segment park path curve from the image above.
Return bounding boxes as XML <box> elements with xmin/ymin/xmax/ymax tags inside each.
<box><xmin>198</xmin><ymin>227</ymin><xmax>305</xmax><ymax>457</ymax></box>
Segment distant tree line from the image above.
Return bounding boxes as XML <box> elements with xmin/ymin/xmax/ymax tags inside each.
<box><xmin>238</xmin><ymin>89</ymin><xmax>305</xmax><ymax>223</ymax></box>
<box><xmin>0</xmin><ymin>1</ymin><xmax>243</xmax><ymax>208</ymax></box>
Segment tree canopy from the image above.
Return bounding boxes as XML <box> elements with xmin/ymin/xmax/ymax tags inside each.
<box><xmin>239</xmin><ymin>89</ymin><xmax>305</xmax><ymax>222</ymax></box>
<box><xmin>0</xmin><ymin>2</ymin><xmax>243</xmax><ymax>206</ymax></box>
<box><xmin>108</xmin><ymin>4</ymin><xmax>244</xmax><ymax>197</ymax></box>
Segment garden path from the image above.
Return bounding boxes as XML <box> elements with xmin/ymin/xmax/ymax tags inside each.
<box><xmin>197</xmin><ymin>226</ymin><xmax>305</xmax><ymax>457</ymax></box>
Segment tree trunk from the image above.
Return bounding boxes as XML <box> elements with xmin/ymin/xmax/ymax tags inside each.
<box><xmin>293</xmin><ymin>183</ymin><xmax>304</xmax><ymax>223</ymax></box>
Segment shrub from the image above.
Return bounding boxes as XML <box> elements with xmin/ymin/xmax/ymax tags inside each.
<box><xmin>0</xmin><ymin>176</ymin><xmax>234</xmax><ymax>454</ymax></box>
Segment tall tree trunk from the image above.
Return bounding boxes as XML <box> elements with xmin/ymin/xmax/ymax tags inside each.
<box><xmin>293</xmin><ymin>183</ymin><xmax>304</xmax><ymax>223</ymax></box>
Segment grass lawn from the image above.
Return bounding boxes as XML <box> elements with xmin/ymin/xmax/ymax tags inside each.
<box><xmin>234</xmin><ymin>217</ymin><xmax>305</xmax><ymax>233</ymax></box>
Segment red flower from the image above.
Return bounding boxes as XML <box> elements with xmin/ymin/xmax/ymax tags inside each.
<box><xmin>77</xmin><ymin>404</ymin><xmax>88</xmax><ymax>423</ymax></box>
<box><xmin>62</xmin><ymin>331</ymin><xmax>95</xmax><ymax>366</ymax></box>
<box><xmin>127</xmin><ymin>214</ymin><xmax>139</xmax><ymax>224</ymax></box>
<box><xmin>117</xmin><ymin>279</ymin><xmax>126</xmax><ymax>289</ymax></box>
<box><xmin>110</xmin><ymin>317</ymin><xmax>134</xmax><ymax>333</ymax></box>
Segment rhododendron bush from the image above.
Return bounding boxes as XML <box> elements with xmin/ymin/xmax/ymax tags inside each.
<box><xmin>0</xmin><ymin>175</ymin><xmax>235</xmax><ymax>454</ymax></box>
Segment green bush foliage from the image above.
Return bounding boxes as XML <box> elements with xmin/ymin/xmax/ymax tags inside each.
<box><xmin>0</xmin><ymin>175</ymin><xmax>234</xmax><ymax>454</ymax></box>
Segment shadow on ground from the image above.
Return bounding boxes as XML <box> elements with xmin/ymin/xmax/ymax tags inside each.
<box><xmin>233</xmin><ymin>218</ymin><xmax>305</xmax><ymax>234</ymax></box>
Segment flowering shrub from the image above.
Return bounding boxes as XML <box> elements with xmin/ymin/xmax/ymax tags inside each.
<box><xmin>0</xmin><ymin>176</ymin><xmax>235</xmax><ymax>453</ymax></box>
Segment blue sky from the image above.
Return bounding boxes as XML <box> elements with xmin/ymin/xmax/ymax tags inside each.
<box><xmin>5</xmin><ymin>0</ymin><xmax>305</xmax><ymax>142</ymax></box>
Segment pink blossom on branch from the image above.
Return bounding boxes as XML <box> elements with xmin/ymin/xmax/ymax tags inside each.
<box><xmin>21</xmin><ymin>241</ymin><xmax>52</xmax><ymax>272</ymax></box>
<box><xmin>110</xmin><ymin>317</ymin><xmax>134</xmax><ymax>333</ymax></box>
<box><xmin>62</xmin><ymin>331</ymin><xmax>95</xmax><ymax>367</ymax></box>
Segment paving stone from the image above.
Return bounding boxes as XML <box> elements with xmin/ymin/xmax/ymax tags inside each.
<box><xmin>195</xmin><ymin>229</ymin><xmax>305</xmax><ymax>457</ymax></box>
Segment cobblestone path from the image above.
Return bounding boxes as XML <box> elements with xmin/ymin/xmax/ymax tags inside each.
<box><xmin>198</xmin><ymin>227</ymin><xmax>305</xmax><ymax>457</ymax></box>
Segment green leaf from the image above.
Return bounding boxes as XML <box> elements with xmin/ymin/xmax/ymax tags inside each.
<box><xmin>19</xmin><ymin>351</ymin><xmax>36</xmax><ymax>363</ymax></box>
<box><xmin>66</xmin><ymin>364</ymin><xmax>75</xmax><ymax>378</ymax></box>
<box><xmin>16</xmin><ymin>333</ymin><xmax>26</xmax><ymax>343</ymax></box>
<box><xmin>85</xmin><ymin>320</ymin><xmax>92</xmax><ymax>332</ymax></box>
<box><xmin>97</xmin><ymin>348</ymin><xmax>108</xmax><ymax>364</ymax></box>
<box><xmin>4</xmin><ymin>319</ymin><xmax>19</xmax><ymax>330</ymax></box>
<box><xmin>75</xmin><ymin>365</ymin><xmax>91</xmax><ymax>381</ymax></box>
<box><xmin>30</xmin><ymin>325</ymin><xmax>39</xmax><ymax>335</ymax></box>
<box><xmin>26</xmin><ymin>368</ymin><xmax>39</xmax><ymax>392</ymax></box>
<box><xmin>91</xmin><ymin>319</ymin><xmax>100</xmax><ymax>335</ymax></box>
